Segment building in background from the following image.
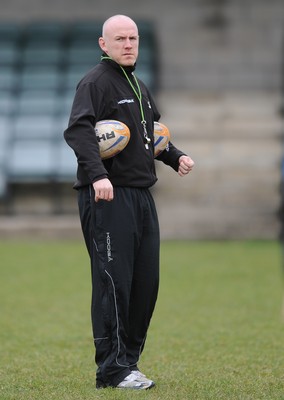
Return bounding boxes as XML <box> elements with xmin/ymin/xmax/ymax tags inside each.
<box><xmin>0</xmin><ymin>0</ymin><xmax>283</xmax><ymax>240</ymax></box>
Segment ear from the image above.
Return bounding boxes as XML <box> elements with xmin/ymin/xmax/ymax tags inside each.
<box><xmin>99</xmin><ymin>37</ymin><xmax>108</xmax><ymax>53</ymax></box>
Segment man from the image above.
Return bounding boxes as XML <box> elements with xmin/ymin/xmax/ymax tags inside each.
<box><xmin>64</xmin><ymin>14</ymin><xmax>194</xmax><ymax>390</ymax></box>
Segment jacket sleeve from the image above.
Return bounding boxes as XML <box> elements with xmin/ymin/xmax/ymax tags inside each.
<box><xmin>156</xmin><ymin>141</ymin><xmax>187</xmax><ymax>171</ymax></box>
<box><xmin>64</xmin><ymin>82</ymin><xmax>108</xmax><ymax>183</ymax></box>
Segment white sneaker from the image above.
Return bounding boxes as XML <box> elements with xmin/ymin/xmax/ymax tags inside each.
<box><xmin>131</xmin><ymin>370</ymin><xmax>155</xmax><ymax>385</ymax></box>
<box><xmin>131</xmin><ymin>370</ymin><xmax>146</xmax><ymax>378</ymax></box>
<box><xmin>116</xmin><ymin>373</ymin><xmax>155</xmax><ymax>390</ymax></box>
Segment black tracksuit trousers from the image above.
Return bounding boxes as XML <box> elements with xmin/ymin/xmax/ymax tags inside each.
<box><xmin>78</xmin><ymin>185</ymin><xmax>160</xmax><ymax>387</ymax></box>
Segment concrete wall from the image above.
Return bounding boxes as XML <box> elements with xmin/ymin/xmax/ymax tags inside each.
<box><xmin>155</xmin><ymin>90</ymin><xmax>282</xmax><ymax>239</ymax></box>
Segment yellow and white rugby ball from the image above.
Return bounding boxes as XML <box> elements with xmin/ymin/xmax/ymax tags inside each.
<box><xmin>154</xmin><ymin>121</ymin><xmax>171</xmax><ymax>157</ymax></box>
<box><xmin>95</xmin><ymin>120</ymin><xmax>130</xmax><ymax>159</ymax></box>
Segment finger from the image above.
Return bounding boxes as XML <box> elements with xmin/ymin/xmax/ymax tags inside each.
<box><xmin>183</xmin><ymin>160</ymin><xmax>194</xmax><ymax>169</ymax></box>
<box><xmin>96</xmin><ymin>189</ymin><xmax>114</xmax><ymax>202</ymax></box>
<box><xmin>95</xmin><ymin>190</ymin><xmax>104</xmax><ymax>202</ymax></box>
<box><xmin>108</xmin><ymin>190</ymin><xmax>114</xmax><ymax>201</ymax></box>
<box><xmin>178</xmin><ymin>166</ymin><xmax>190</xmax><ymax>176</ymax></box>
<box><xmin>107</xmin><ymin>188</ymin><xmax>114</xmax><ymax>201</ymax></box>
<box><xmin>182</xmin><ymin>158</ymin><xmax>194</xmax><ymax>167</ymax></box>
<box><xmin>180</xmin><ymin>165</ymin><xmax>190</xmax><ymax>174</ymax></box>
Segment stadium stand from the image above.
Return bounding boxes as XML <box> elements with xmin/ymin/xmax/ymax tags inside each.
<box><xmin>0</xmin><ymin>20</ymin><xmax>158</xmax><ymax>208</ymax></box>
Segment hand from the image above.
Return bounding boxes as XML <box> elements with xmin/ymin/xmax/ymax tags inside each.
<box><xmin>178</xmin><ymin>155</ymin><xmax>195</xmax><ymax>177</ymax></box>
<box><xmin>92</xmin><ymin>178</ymin><xmax>114</xmax><ymax>202</ymax></box>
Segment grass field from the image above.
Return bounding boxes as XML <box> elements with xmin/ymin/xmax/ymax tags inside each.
<box><xmin>0</xmin><ymin>240</ymin><xmax>283</xmax><ymax>400</ymax></box>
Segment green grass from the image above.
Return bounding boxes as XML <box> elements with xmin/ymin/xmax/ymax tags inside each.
<box><xmin>0</xmin><ymin>240</ymin><xmax>284</xmax><ymax>399</ymax></box>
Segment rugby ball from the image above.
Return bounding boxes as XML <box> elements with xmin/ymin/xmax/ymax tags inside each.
<box><xmin>154</xmin><ymin>121</ymin><xmax>171</xmax><ymax>157</ymax></box>
<box><xmin>95</xmin><ymin>120</ymin><xmax>130</xmax><ymax>159</ymax></box>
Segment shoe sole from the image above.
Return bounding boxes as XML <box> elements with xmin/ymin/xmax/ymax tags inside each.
<box><xmin>96</xmin><ymin>376</ymin><xmax>156</xmax><ymax>390</ymax></box>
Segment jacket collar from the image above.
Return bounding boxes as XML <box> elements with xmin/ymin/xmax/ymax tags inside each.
<box><xmin>100</xmin><ymin>53</ymin><xmax>136</xmax><ymax>75</ymax></box>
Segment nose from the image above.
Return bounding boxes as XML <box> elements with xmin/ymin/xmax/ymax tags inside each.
<box><xmin>124</xmin><ymin>38</ymin><xmax>132</xmax><ymax>47</ymax></box>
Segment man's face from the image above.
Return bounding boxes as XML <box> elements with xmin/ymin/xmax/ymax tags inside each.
<box><xmin>99</xmin><ymin>19</ymin><xmax>139</xmax><ymax>67</ymax></box>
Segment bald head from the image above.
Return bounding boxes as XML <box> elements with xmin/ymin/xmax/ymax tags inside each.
<box><xmin>99</xmin><ymin>15</ymin><xmax>139</xmax><ymax>67</ymax></box>
<box><xmin>102</xmin><ymin>15</ymin><xmax>138</xmax><ymax>38</ymax></box>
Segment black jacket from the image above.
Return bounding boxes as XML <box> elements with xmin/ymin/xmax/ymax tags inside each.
<box><xmin>64</xmin><ymin>58</ymin><xmax>185</xmax><ymax>189</ymax></box>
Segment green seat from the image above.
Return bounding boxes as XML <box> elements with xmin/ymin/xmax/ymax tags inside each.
<box><xmin>68</xmin><ymin>21</ymin><xmax>102</xmax><ymax>41</ymax></box>
<box><xmin>0</xmin><ymin>22</ymin><xmax>22</xmax><ymax>42</ymax></box>
<box><xmin>56</xmin><ymin>139</ymin><xmax>77</xmax><ymax>181</ymax></box>
<box><xmin>23</xmin><ymin>21</ymin><xmax>65</xmax><ymax>42</ymax></box>
<box><xmin>0</xmin><ymin>67</ymin><xmax>17</xmax><ymax>90</ymax></box>
<box><xmin>8</xmin><ymin>139</ymin><xmax>56</xmax><ymax>182</ymax></box>
<box><xmin>22</xmin><ymin>45</ymin><xmax>63</xmax><ymax>66</ymax></box>
<box><xmin>0</xmin><ymin>92</ymin><xmax>15</xmax><ymax>115</ymax></box>
<box><xmin>17</xmin><ymin>91</ymin><xmax>58</xmax><ymax>115</ymax></box>
<box><xmin>13</xmin><ymin>115</ymin><xmax>57</xmax><ymax>140</ymax></box>
<box><xmin>20</xmin><ymin>67</ymin><xmax>61</xmax><ymax>90</ymax></box>
<box><xmin>0</xmin><ymin>44</ymin><xmax>19</xmax><ymax>66</ymax></box>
